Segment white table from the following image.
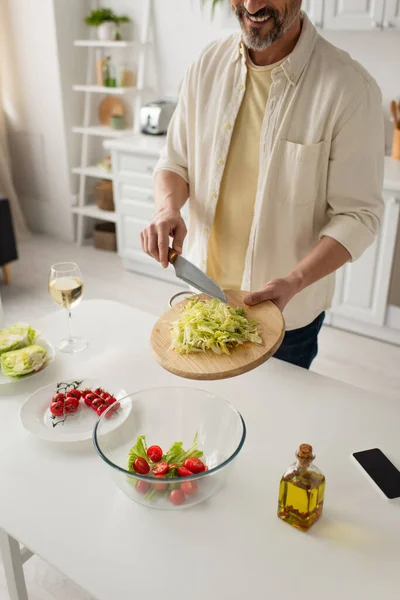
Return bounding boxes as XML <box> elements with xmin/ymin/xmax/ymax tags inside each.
<box><xmin>0</xmin><ymin>300</ymin><xmax>399</xmax><ymax>600</ymax></box>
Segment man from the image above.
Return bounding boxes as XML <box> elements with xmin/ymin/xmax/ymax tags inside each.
<box><xmin>141</xmin><ymin>1</ymin><xmax>384</xmax><ymax>369</ymax></box>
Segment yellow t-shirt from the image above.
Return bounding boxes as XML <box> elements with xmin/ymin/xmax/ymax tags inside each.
<box><xmin>207</xmin><ymin>59</ymin><xmax>280</xmax><ymax>291</ymax></box>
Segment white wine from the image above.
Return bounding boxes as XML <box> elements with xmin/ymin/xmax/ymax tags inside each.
<box><xmin>49</xmin><ymin>277</ymin><xmax>84</xmax><ymax>310</ymax></box>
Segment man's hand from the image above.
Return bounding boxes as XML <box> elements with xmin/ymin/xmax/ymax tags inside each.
<box><xmin>141</xmin><ymin>208</ymin><xmax>187</xmax><ymax>268</ymax></box>
<box><xmin>244</xmin><ymin>275</ymin><xmax>302</xmax><ymax>312</ymax></box>
<box><xmin>244</xmin><ymin>237</ymin><xmax>351</xmax><ymax>312</ymax></box>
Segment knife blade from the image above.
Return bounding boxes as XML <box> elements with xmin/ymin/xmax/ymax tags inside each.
<box><xmin>168</xmin><ymin>249</ymin><xmax>227</xmax><ymax>303</ymax></box>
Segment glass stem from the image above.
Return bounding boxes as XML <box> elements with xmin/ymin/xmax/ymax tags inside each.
<box><xmin>67</xmin><ymin>310</ymin><xmax>73</xmax><ymax>342</ymax></box>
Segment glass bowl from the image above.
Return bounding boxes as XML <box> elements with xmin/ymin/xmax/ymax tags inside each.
<box><xmin>93</xmin><ymin>386</ymin><xmax>246</xmax><ymax>510</ymax></box>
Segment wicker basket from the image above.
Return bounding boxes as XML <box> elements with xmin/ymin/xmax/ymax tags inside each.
<box><xmin>94</xmin><ymin>180</ymin><xmax>114</xmax><ymax>211</ymax></box>
<box><xmin>93</xmin><ymin>222</ymin><xmax>117</xmax><ymax>252</ymax></box>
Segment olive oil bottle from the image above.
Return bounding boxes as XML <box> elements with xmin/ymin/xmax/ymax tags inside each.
<box><xmin>278</xmin><ymin>444</ymin><xmax>325</xmax><ymax>532</ymax></box>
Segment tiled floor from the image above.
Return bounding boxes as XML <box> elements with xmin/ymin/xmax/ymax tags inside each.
<box><xmin>1</xmin><ymin>234</ymin><xmax>399</xmax><ymax>599</ymax></box>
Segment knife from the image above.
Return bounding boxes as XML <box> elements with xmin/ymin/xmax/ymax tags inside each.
<box><xmin>168</xmin><ymin>248</ymin><xmax>227</xmax><ymax>303</ymax></box>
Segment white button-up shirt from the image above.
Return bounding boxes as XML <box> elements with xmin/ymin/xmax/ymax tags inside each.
<box><xmin>154</xmin><ymin>13</ymin><xmax>384</xmax><ymax>330</ymax></box>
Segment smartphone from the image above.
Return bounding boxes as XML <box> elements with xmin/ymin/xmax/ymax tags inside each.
<box><xmin>352</xmin><ymin>448</ymin><xmax>400</xmax><ymax>500</ymax></box>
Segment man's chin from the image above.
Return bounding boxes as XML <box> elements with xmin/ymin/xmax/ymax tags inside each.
<box><xmin>240</xmin><ymin>20</ymin><xmax>276</xmax><ymax>40</ymax></box>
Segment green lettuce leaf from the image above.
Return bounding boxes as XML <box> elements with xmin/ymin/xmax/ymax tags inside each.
<box><xmin>163</xmin><ymin>432</ymin><xmax>203</xmax><ymax>465</ymax></box>
<box><xmin>127</xmin><ymin>435</ymin><xmax>148</xmax><ymax>471</ymax></box>
<box><xmin>0</xmin><ymin>344</ymin><xmax>47</xmax><ymax>378</ymax></box>
<box><xmin>0</xmin><ymin>324</ymin><xmax>37</xmax><ymax>355</ymax></box>
<box><xmin>170</xmin><ymin>298</ymin><xmax>262</xmax><ymax>355</ymax></box>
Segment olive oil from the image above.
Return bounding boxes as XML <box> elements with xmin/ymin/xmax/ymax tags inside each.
<box><xmin>278</xmin><ymin>444</ymin><xmax>325</xmax><ymax>531</ymax></box>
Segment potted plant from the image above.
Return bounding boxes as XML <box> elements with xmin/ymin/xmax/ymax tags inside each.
<box><xmin>85</xmin><ymin>8</ymin><xmax>131</xmax><ymax>41</ymax></box>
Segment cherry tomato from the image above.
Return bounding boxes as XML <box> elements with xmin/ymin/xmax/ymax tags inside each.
<box><xmin>84</xmin><ymin>394</ymin><xmax>94</xmax><ymax>407</ymax></box>
<box><xmin>181</xmin><ymin>481</ymin><xmax>198</xmax><ymax>496</ymax></box>
<box><xmin>136</xmin><ymin>480</ymin><xmax>151</xmax><ymax>495</ymax></box>
<box><xmin>168</xmin><ymin>463</ymin><xmax>178</xmax><ymax>471</ymax></box>
<box><xmin>153</xmin><ymin>475</ymin><xmax>168</xmax><ymax>492</ymax></box>
<box><xmin>100</xmin><ymin>392</ymin><xmax>110</xmax><ymax>401</ymax></box>
<box><xmin>152</xmin><ymin>461</ymin><xmax>168</xmax><ymax>475</ymax></box>
<box><xmin>178</xmin><ymin>466</ymin><xmax>193</xmax><ymax>477</ymax></box>
<box><xmin>64</xmin><ymin>403</ymin><xmax>77</xmax><ymax>415</ymax></box>
<box><xmin>81</xmin><ymin>388</ymin><xmax>92</xmax><ymax>397</ymax></box>
<box><xmin>50</xmin><ymin>401</ymin><xmax>64</xmax><ymax>416</ymax></box>
<box><xmin>96</xmin><ymin>404</ymin><xmax>107</xmax><ymax>416</ymax></box>
<box><xmin>66</xmin><ymin>389</ymin><xmax>81</xmax><ymax>401</ymax></box>
<box><xmin>105</xmin><ymin>396</ymin><xmax>117</xmax><ymax>406</ymax></box>
<box><xmin>104</xmin><ymin>403</ymin><xmax>120</xmax><ymax>420</ymax></box>
<box><xmin>91</xmin><ymin>397</ymin><xmax>103</xmax><ymax>409</ymax></box>
<box><xmin>94</xmin><ymin>388</ymin><xmax>104</xmax><ymax>396</ymax></box>
<box><xmin>52</xmin><ymin>393</ymin><xmax>65</xmax><ymax>404</ymax></box>
<box><xmin>184</xmin><ymin>458</ymin><xmax>205</xmax><ymax>474</ymax></box>
<box><xmin>169</xmin><ymin>489</ymin><xmax>185</xmax><ymax>505</ymax></box>
<box><xmin>147</xmin><ymin>445</ymin><xmax>163</xmax><ymax>463</ymax></box>
<box><xmin>65</xmin><ymin>397</ymin><xmax>79</xmax><ymax>411</ymax></box>
<box><xmin>204</xmin><ymin>466</ymin><xmax>209</xmax><ymax>471</ymax></box>
<box><xmin>134</xmin><ymin>457</ymin><xmax>150</xmax><ymax>475</ymax></box>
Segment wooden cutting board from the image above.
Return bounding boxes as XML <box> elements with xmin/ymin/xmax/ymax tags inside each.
<box><xmin>98</xmin><ymin>96</ymin><xmax>125</xmax><ymax>126</ymax></box>
<box><xmin>150</xmin><ymin>290</ymin><xmax>285</xmax><ymax>381</ymax></box>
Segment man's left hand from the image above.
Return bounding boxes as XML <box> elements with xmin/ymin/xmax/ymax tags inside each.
<box><xmin>244</xmin><ymin>276</ymin><xmax>301</xmax><ymax>312</ymax></box>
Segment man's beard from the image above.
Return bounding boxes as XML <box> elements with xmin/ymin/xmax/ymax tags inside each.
<box><xmin>235</xmin><ymin>3</ymin><xmax>300</xmax><ymax>50</ymax></box>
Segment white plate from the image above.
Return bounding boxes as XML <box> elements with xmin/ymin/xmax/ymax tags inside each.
<box><xmin>0</xmin><ymin>337</ymin><xmax>55</xmax><ymax>385</ymax></box>
<box><xmin>20</xmin><ymin>378</ymin><xmax>130</xmax><ymax>442</ymax></box>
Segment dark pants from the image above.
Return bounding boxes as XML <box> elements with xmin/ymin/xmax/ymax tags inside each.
<box><xmin>274</xmin><ymin>312</ymin><xmax>325</xmax><ymax>370</ymax></box>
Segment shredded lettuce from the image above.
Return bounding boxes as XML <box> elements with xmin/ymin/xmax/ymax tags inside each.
<box><xmin>0</xmin><ymin>324</ymin><xmax>37</xmax><ymax>355</ymax></box>
<box><xmin>0</xmin><ymin>344</ymin><xmax>47</xmax><ymax>378</ymax></box>
<box><xmin>170</xmin><ymin>298</ymin><xmax>262</xmax><ymax>355</ymax></box>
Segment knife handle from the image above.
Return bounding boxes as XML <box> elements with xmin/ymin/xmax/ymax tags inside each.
<box><xmin>168</xmin><ymin>248</ymin><xmax>179</xmax><ymax>264</ymax></box>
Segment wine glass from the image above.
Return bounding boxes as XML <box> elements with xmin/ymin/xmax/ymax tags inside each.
<box><xmin>49</xmin><ymin>262</ymin><xmax>87</xmax><ymax>353</ymax></box>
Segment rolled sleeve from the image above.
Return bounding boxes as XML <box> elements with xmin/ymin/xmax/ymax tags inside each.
<box><xmin>320</xmin><ymin>81</ymin><xmax>385</xmax><ymax>262</ymax></box>
<box><xmin>153</xmin><ymin>68</ymin><xmax>191</xmax><ymax>184</ymax></box>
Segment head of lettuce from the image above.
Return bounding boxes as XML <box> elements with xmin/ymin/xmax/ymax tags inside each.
<box><xmin>0</xmin><ymin>324</ymin><xmax>37</xmax><ymax>355</ymax></box>
<box><xmin>1</xmin><ymin>345</ymin><xmax>47</xmax><ymax>378</ymax></box>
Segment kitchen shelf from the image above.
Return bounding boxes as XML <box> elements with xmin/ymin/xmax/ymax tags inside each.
<box><xmin>72</xmin><ymin>0</ymin><xmax>154</xmax><ymax>247</ymax></box>
<box><xmin>73</xmin><ymin>85</ymin><xmax>136</xmax><ymax>95</ymax></box>
<box><xmin>72</xmin><ymin>166</ymin><xmax>113</xmax><ymax>180</ymax></box>
<box><xmin>72</xmin><ymin>204</ymin><xmax>117</xmax><ymax>223</ymax></box>
<box><xmin>74</xmin><ymin>40</ymin><xmax>136</xmax><ymax>48</ymax></box>
<box><xmin>72</xmin><ymin>125</ymin><xmax>131</xmax><ymax>138</ymax></box>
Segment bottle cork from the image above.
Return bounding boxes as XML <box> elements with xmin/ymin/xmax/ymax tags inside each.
<box><xmin>296</xmin><ymin>444</ymin><xmax>315</xmax><ymax>461</ymax></box>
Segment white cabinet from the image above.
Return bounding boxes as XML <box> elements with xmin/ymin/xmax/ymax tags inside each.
<box><xmin>330</xmin><ymin>194</ymin><xmax>400</xmax><ymax>327</ymax></box>
<box><xmin>303</xmin><ymin>0</ymin><xmax>324</xmax><ymax>26</ymax></box>
<box><xmin>383</xmin><ymin>0</ymin><xmax>400</xmax><ymax>27</ymax></box>
<box><xmin>105</xmin><ymin>136</ymin><xmax>188</xmax><ymax>286</ymax></box>
<box><xmin>323</xmin><ymin>0</ymin><xmax>385</xmax><ymax>30</ymax></box>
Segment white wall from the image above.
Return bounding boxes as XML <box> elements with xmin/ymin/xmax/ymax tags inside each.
<box><xmin>53</xmin><ymin>0</ymin><xmax>89</xmax><ymax>198</ymax></box>
<box><xmin>4</xmin><ymin>0</ymin><xmax>75</xmax><ymax>240</ymax></box>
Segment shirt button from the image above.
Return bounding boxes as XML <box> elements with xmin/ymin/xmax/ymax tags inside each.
<box><xmin>211</xmin><ymin>192</ymin><xmax>217</xmax><ymax>199</ymax></box>
<box><xmin>201</xmin><ymin>260</ymin><xmax>206</xmax><ymax>269</ymax></box>
<box><xmin>217</xmin><ymin>158</ymin><xmax>224</xmax><ymax>166</ymax></box>
<box><xmin>205</xmin><ymin>228</ymin><xmax>210</xmax><ymax>236</ymax></box>
<box><xmin>290</xmin><ymin>73</ymin><xmax>296</xmax><ymax>81</ymax></box>
<box><xmin>238</xmin><ymin>84</ymin><xmax>244</xmax><ymax>91</ymax></box>
<box><xmin>224</xmin><ymin>123</ymin><xmax>232</xmax><ymax>130</ymax></box>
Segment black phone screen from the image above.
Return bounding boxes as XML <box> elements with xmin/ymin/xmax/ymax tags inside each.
<box><xmin>353</xmin><ymin>448</ymin><xmax>400</xmax><ymax>499</ymax></box>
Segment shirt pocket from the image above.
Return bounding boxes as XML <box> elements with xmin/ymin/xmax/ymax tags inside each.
<box><xmin>275</xmin><ymin>140</ymin><xmax>328</xmax><ymax>206</ymax></box>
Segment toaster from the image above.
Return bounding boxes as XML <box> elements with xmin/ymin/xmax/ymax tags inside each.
<box><xmin>139</xmin><ymin>100</ymin><xmax>177</xmax><ymax>135</ymax></box>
